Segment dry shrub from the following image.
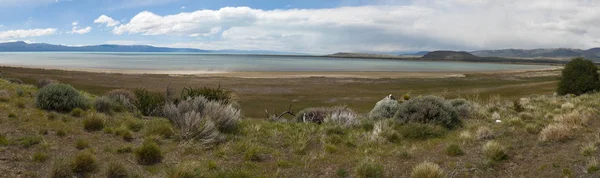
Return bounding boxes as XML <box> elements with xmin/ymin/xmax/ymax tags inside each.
<box><xmin>368</xmin><ymin>95</ymin><xmax>401</xmax><ymax>120</ymax></box>
<box><xmin>476</xmin><ymin>126</ymin><xmax>494</xmax><ymax>140</ymax></box>
<box><xmin>482</xmin><ymin>141</ymin><xmax>508</xmax><ymax>161</ymax></box>
<box><xmin>394</xmin><ymin>96</ymin><xmax>460</xmax><ymax>129</ymax></box>
<box><xmin>0</xmin><ymin>90</ymin><xmax>10</xmax><ymax>102</ymax></box>
<box><xmin>539</xmin><ymin>123</ymin><xmax>572</xmax><ymax>142</ymax></box>
<box><xmin>296</xmin><ymin>106</ymin><xmax>358</xmax><ymax>127</ymax></box>
<box><xmin>410</xmin><ymin>161</ymin><xmax>445</xmax><ymax>178</ymax></box>
<box><xmin>554</xmin><ymin>110</ymin><xmax>590</xmax><ymax>127</ymax></box>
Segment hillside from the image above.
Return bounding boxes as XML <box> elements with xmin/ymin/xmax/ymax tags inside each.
<box><xmin>421</xmin><ymin>51</ymin><xmax>479</xmax><ymax>60</ymax></box>
<box><xmin>472</xmin><ymin>48</ymin><xmax>600</xmax><ymax>60</ymax></box>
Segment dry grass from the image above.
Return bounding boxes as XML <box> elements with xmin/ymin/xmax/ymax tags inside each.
<box><xmin>539</xmin><ymin>123</ymin><xmax>573</xmax><ymax>142</ymax></box>
<box><xmin>410</xmin><ymin>161</ymin><xmax>445</xmax><ymax>178</ymax></box>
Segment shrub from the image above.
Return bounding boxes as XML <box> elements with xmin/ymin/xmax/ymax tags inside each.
<box><xmin>83</xmin><ymin>114</ymin><xmax>105</xmax><ymax>132</ymax></box>
<box><xmin>539</xmin><ymin>123</ymin><xmax>572</xmax><ymax>142</ymax></box>
<box><xmin>71</xmin><ymin>151</ymin><xmax>99</xmax><ymax>176</ymax></box>
<box><xmin>94</xmin><ymin>96</ymin><xmax>116</xmax><ymax>114</ymax></box>
<box><xmin>106</xmin><ymin>162</ymin><xmax>129</xmax><ymax>178</ymax></box>
<box><xmin>354</xmin><ymin>160</ymin><xmax>383</xmax><ymax>178</ymax></box>
<box><xmin>371</xmin><ymin>120</ymin><xmax>402</xmax><ymax>143</ymax></box>
<box><xmin>444</xmin><ymin>144</ymin><xmax>464</xmax><ymax>156</ymax></box>
<box><xmin>513</xmin><ymin>100</ymin><xmax>525</xmax><ymax>113</ymax></box>
<box><xmin>398</xmin><ymin>123</ymin><xmax>447</xmax><ymax>140</ymax></box>
<box><xmin>394</xmin><ymin>96</ymin><xmax>460</xmax><ymax>129</ymax></box>
<box><xmin>368</xmin><ymin>95</ymin><xmax>401</xmax><ymax>120</ymax></box>
<box><xmin>105</xmin><ymin>89</ymin><xmax>138</xmax><ymax>112</ymax></box>
<box><xmin>482</xmin><ymin>141</ymin><xmax>508</xmax><ymax>161</ymax></box>
<box><xmin>16</xmin><ymin>135</ymin><xmax>42</xmax><ymax>148</ymax></box>
<box><xmin>70</xmin><ymin>108</ymin><xmax>85</xmax><ymax>117</ymax></box>
<box><xmin>32</xmin><ymin>151</ymin><xmax>49</xmax><ymax>162</ymax></box>
<box><xmin>476</xmin><ymin>126</ymin><xmax>495</xmax><ymax>140</ymax></box>
<box><xmin>38</xmin><ymin>78</ymin><xmax>59</xmax><ymax>88</ymax></box>
<box><xmin>145</xmin><ymin>118</ymin><xmax>175</xmax><ymax>139</ymax></box>
<box><xmin>449</xmin><ymin>98</ymin><xmax>474</xmax><ymax>119</ymax></box>
<box><xmin>181</xmin><ymin>86</ymin><xmax>234</xmax><ymax>104</ymax></box>
<box><xmin>134</xmin><ymin>140</ymin><xmax>163</xmax><ymax>165</ymax></box>
<box><xmin>56</xmin><ymin>129</ymin><xmax>67</xmax><ymax>137</ymax></box>
<box><xmin>525</xmin><ymin>124</ymin><xmax>541</xmax><ymax>134</ymax></box>
<box><xmin>52</xmin><ymin>159</ymin><xmax>74</xmax><ymax>178</ymax></box>
<box><xmin>134</xmin><ymin>89</ymin><xmax>165</xmax><ymax>116</ymax></box>
<box><xmin>6</xmin><ymin>78</ymin><xmax>23</xmax><ymax>84</ymax></box>
<box><xmin>36</xmin><ymin>84</ymin><xmax>89</xmax><ymax>112</ymax></box>
<box><xmin>125</xmin><ymin>118</ymin><xmax>144</xmax><ymax>132</ymax></box>
<box><xmin>75</xmin><ymin>139</ymin><xmax>90</xmax><ymax>150</ymax></box>
<box><xmin>116</xmin><ymin>145</ymin><xmax>134</xmax><ymax>154</ymax></box>
<box><xmin>410</xmin><ymin>161</ymin><xmax>444</xmax><ymax>178</ymax></box>
<box><xmin>557</xmin><ymin>57</ymin><xmax>600</xmax><ymax>95</ymax></box>
<box><xmin>16</xmin><ymin>88</ymin><xmax>24</xmax><ymax>97</ymax></box>
<box><xmin>163</xmin><ymin>97</ymin><xmax>241</xmax><ymax>143</ymax></box>
<box><xmin>0</xmin><ymin>90</ymin><xmax>10</xmax><ymax>102</ymax></box>
<box><xmin>555</xmin><ymin>110</ymin><xmax>589</xmax><ymax>127</ymax></box>
<box><xmin>325</xmin><ymin>106</ymin><xmax>359</xmax><ymax>127</ymax></box>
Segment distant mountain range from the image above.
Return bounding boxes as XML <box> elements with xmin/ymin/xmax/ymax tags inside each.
<box><xmin>0</xmin><ymin>41</ymin><xmax>301</xmax><ymax>55</ymax></box>
<box><xmin>471</xmin><ymin>48</ymin><xmax>600</xmax><ymax>60</ymax></box>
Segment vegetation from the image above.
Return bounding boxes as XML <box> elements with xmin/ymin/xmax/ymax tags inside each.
<box><xmin>394</xmin><ymin>96</ymin><xmax>460</xmax><ymax>129</ymax></box>
<box><xmin>410</xmin><ymin>161</ymin><xmax>444</xmax><ymax>178</ymax></box>
<box><xmin>83</xmin><ymin>114</ymin><xmax>105</xmax><ymax>132</ymax></box>
<box><xmin>135</xmin><ymin>140</ymin><xmax>163</xmax><ymax>165</ymax></box>
<box><xmin>35</xmin><ymin>84</ymin><xmax>89</xmax><ymax>112</ymax></box>
<box><xmin>368</xmin><ymin>95</ymin><xmax>400</xmax><ymax>120</ymax></box>
<box><xmin>181</xmin><ymin>86</ymin><xmax>235</xmax><ymax>104</ymax></box>
<box><xmin>71</xmin><ymin>151</ymin><xmax>99</xmax><ymax>176</ymax></box>
<box><xmin>106</xmin><ymin>162</ymin><xmax>129</xmax><ymax>178</ymax></box>
<box><xmin>557</xmin><ymin>57</ymin><xmax>599</xmax><ymax>95</ymax></box>
<box><xmin>134</xmin><ymin>88</ymin><xmax>165</xmax><ymax>116</ymax></box>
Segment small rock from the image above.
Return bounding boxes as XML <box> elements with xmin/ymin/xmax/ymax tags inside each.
<box><xmin>495</xmin><ymin>120</ymin><xmax>502</xmax><ymax>123</ymax></box>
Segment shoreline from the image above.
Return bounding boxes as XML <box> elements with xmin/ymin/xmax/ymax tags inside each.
<box><xmin>0</xmin><ymin>64</ymin><xmax>562</xmax><ymax>79</ymax></box>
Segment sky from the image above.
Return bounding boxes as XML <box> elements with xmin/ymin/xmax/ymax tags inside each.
<box><xmin>1</xmin><ymin>0</ymin><xmax>600</xmax><ymax>54</ymax></box>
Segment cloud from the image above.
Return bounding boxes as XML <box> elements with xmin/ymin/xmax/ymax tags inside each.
<box><xmin>109</xmin><ymin>1</ymin><xmax>600</xmax><ymax>53</ymax></box>
<box><xmin>69</xmin><ymin>21</ymin><xmax>92</xmax><ymax>34</ymax></box>
<box><xmin>0</xmin><ymin>28</ymin><xmax>57</xmax><ymax>39</ymax></box>
<box><xmin>94</xmin><ymin>15</ymin><xmax>120</xmax><ymax>27</ymax></box>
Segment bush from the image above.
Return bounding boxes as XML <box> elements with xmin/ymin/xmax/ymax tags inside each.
<box><xmin>163</xmin><ymin>97</ymin><xmax>241</xmax><ymax>143</ymax></box>
<box><xmin>135</xmin><ymin>140</ymin><xmax>163</xmax><ymax>165</ymax></box>
<box><xmin>368</xmin><ymin>95</ymin><xmax>401</xmax><ymax>120</ymax></box>
<box><xmin>70</xmin><ymin>108</ymin><xmax>85</xmax><ymax>117</ymax></box>
<box><xmin>134</xmin><ymin>89</ymin><xmax>165</xmax><ymax>116</ymax></box>
<box><xmin>0</xmin><ymin>90</ymin><xmax>10</xmax><ymax>102</ymax></box>
<box><xmin>106</xmin><ymin>162</ymin><xmax>129</xmax><ymax>178</ymax></box>
<box><xmin>6</xmin><ymin>78</ymin><xmax>23</xmax><ymax>84</ymax></box>
<box><xmin>394</xmin><ymin>96</ymin><xmax>460</xmax><ymax>129</ymax></box>
<box><xmin>539</xmin><ymin>123</ymin><xmax>572</xmax><ymax>142</ymax></box>
<box><xmin>398</xmin><ymin>123</ymin><xmax>447</xmax><ymax>140</ymax></box>
<box><xmin>38</xmin><ymin>78</ymin><xmax>59</xmax><ymax>88</ymax></box>
<box><xmin>354</xmin><ymin>160</ymin><xmax>383</xmax><ymax>178</ymax></box>
<box><xmin>181</xmin><ymin>86</ymin><xmax>234</xmax><ymax>104</ymax></box>
<box><xmin>449</xmin><ymin>98</ymin><xmax>474</xmax><ymax>119</ymax></box>
<box><xmin>410</xmin><ymin>161</ymin><xmax>444</xmax><ymax>178</ymax></box>
<box><xmin>83</xmin><ymin>114</ymin><xmax>105</xmax><ymax>132</ymax></box>
<box><xmin>444</xmin><ymin>144</ymin><xmax>464</xmax><ymax>156</ymax></box>
<box><xmin>36</xmin><ymin>84</ymin><xmax>89</xmax><ymax>112</ymax></box>
<box><xmin>476</xmin><ymin>126</ymin><xmax>495</xmax><ymax>140</ymax></box>
<box><xmin>75</xmin><ymin>139</ymin><xmax>90</xmax><ymax>150</ymax></box>
<box><xmin>144</xmin><ymin>119</ymin><xmax>175</xmax><ymax>139</ymax></box>
<box><xmin>295</xmin><ymin>107</ymin><xmax>329</xmax><ymax>124</ymax></box>
<box><xmin>94</xmin><ymin>96</ymin><xmax>116</xmax><ymax>114</ymax></box>
<box><xmin>557</xmin><ymin>57</ymin><xmax>600</xmax><ymax>95</ymax></box>
<box><xmin>296</xmin><ymin>106</ymin><xmax>358</xmax><ymax>126</ymax></box>
<box><xmin>105</xmin><ymin>89</ymin><xmax>138</xmax><ymax>112</ymax></box>
<box><xmin>52</xmin><ymin>159</ymin><xmax>74</xmax><ymax>178</ymax></box>
<box><xmin>32</xmin><ymin>151</ymin><xmax>49</xmax><ymax>162</ymax></box>
<box><xmin>482</xmin><ymin>141</ymin><xmax>508</xmax><ymax>161</ymax></box>
<box><xmin>71</xmin><ymin>151</ymin><xmax>99</xmax><ymax>176</ymax></box>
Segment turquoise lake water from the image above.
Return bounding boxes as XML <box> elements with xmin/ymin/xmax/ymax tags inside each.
<box><xmin>0</xmin><ymin>52</ymin><xmax>554</xmax><ymax>72</ymax></box>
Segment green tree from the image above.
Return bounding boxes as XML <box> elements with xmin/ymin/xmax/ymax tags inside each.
<box><xmin>557</xmin><ymin>57</ymin><xmax>599</xmax><ymax>95</ymax></box>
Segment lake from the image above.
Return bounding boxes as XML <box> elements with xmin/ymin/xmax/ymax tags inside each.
<box><xmin>0</xmin><ymin>52</ymin><xmax>554</xmax><ymax>73</ymax></box>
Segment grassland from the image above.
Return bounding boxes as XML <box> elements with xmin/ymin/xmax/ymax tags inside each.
<box><xmin>5</xmin><ymin>66</ymin><xmax>600</xmax><ymax>177</ymax></box>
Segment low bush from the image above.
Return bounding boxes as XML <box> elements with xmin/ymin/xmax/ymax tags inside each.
<box><xmin>368</xmin><ymin>95</ymin><xmax>401</xmax><ymax>120</ymax></box>
<box><xmin>144</xmin><ymin>118</ymin><xmax>175</xmax><ymax>139</ymax></box>
<box><xmin>354</xmin><ymin>159</ymin><xmax>383</xmax><ymax>178</ymax></box>
<box><xmin>539</xmin><ymin>123</ymin><xmax>572</xmax><ymax>142</ymax></box>
<box><xmin>75</xmin><ymin>139</ymin><xmax>90</xmax><ymax>150</ymax></box>
<box><xmin>70</xmin><ymin>108</ymin><xmax>85</xmax><ymax>117</ymax></box>
<box><xmin>410</xmin><ymin>161</ymin><xmax>444</xmax><ymax>178</ymax></box>
<box><xmin>36</xmin><ymin>84</ymin><xmax>89</xmax><ymax>112</ymax></box>
<box><xmin>83</xmin><ymin>114</ymin><xmax>105</xmax><ymax>132</ymax></box>
<box><xmin>52</xmin><ymin>159</ymin><xmax>74</xmax><ymax>178</ymax></box>
<box><xmin>134</xmin><ymin>140</ymin><xmax>163</xmax><ymax>165</ymax></box>
<box><xmin>444</xmin><ymin>144</ymin><xmax>464</xmax><ymax>156</ymax></box>
<box><xmin>394</xmin><ymin>96</ymin><xmax>460</xmax><ymax>129</ymax></box>
<box><xmin>106</xmin><ymin>162</ymin><xmax>129</xmax><ymax>178</ymax></box>
<box><xmin>181</xmin><ymin>86</ymin><xmax>234</xmax><ymax>104</ymax></box>
<box><xmin>125</xmin><ymin>118</ymin><xmax>144</xmax><ymax>132</ymax></box>
<box><xmin>134</xmin><ymin>89</ymin><xmax>165</xmax><ymax>116</ymax></box>
<box><xmin>525</xmin><ymin>124</ymin><xmax>541</xmax><ymax>134</ymax></box>
<box><xmin>557</xmin><ymin>57</ymin><xmax>599</xmax><ymax>95</ymax></box>
<box><xmin>71</xmin><ymin>151</ymin><xmax>99</xmax><ymax>176</ymax></box>
<box><xmin>56</xmin><ymin>129</ymin><xmax>67</xmax><ymax>137</ymax></box>
<box><xmin>325</xmin><ymin>106</ymin><xmax>359</xmax><ymax>127</ymax></box>
<box><xmin>37</xmin><ymin>78</ymin><xmax>59</xmax><ymax>88</ymax></box>
<box><xmin>6</xmin><ymin>78</ymin><xmax>23</xmax><ymax>84</ymax></box>
<box><xmin>449</xmin><ymin>98</ymin><xmax>474</xmax><ymax>119</ymax></box>
<box><xmin>296</xmin><ymin>107</ymin><xmax>333</xmax><ymax>124</ymax></box>
<box><xmin>482</xmin><ymin>141</ymin><xmax>508</xmax><ymax>161</ymax></box>
<box><xmin>398</xmin><ymin>123</ymin><xmax>447</xmax><ymax>140</ymax></box>
<box><xmin>105</xmin><ymin>89</ymin><xmax>138</xmax><ymax>112</ymax></box>
<box><xmin>94</xmin><ymin>96</ymin><xmax>116</xmax><ymax>114</ymax></box>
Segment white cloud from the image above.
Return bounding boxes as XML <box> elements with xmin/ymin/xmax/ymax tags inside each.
<box><xmin>0</xmin><ymin>28</ymin><xmax>57</xmax><ymax>39</ymax></box>
<box><xmin>72</xmin><ymin>21</ymin><xmax>78</xmax><ymax>26</ymax></box>
<box><xmin>109</xmin><ymin>1</ymin><xmax>600</xmax><ymax>53</ymax></box>
<box><xmin>94</xmin><ymin>15</ymin><xmax>120</xmax><ymax>27</ymax></box>
<box><xmin>69</xmin><ymin>21</ymin><xmax>91</xmax><ymax>34</ymax></box>
<box><xmin>180</xmin><ymin>6</ymin><xmax>185</xmax><ymax>9</ymax></box>
<box><xmin>104</xmin><ymin>40</ymin><xmax>146</xmax><ymax>45</ymax></box>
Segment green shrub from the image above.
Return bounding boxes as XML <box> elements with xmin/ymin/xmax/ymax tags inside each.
<box><xmin>394</xmin><ymin>96</ymin><xmax>460</xmax><ymax>129</ymax></box>
<box><xmin>83</xmin><ymin>114</ymin><xmax>105</xmax><ymax>132</ymax></box>
<box><xmin>449</xmin><ymin>98</ymin><xmax>474</xmax><ymax>119</ymax></box>
<box><xmin>36</xmin><ymin>84</ymin><xmax>89</xmax><ymax>112</ymax></box>
<box><xmin>16</xmin><ymin>135</ymin><xmax>42</xmax><ymax>148</ymax></box>
<box><xmin>16</xmin><ymin>88</ymin><xmax>25</xmax><ymax>97</ymax></box>
<box><xmin>181</xmin><ymin>86</ymin><xmax>234</xmax><ymax>104</ymax></box>
<box><xmin>145</xmin><ymin>119</ymin><xmax>175</xmax><ymax>139</ymax></box>
<box><xmin>106</xmin><ymin>162</ymin><xmax>129</xmax><ymax>178</ymax></box>
<box><xmin>134</xmin><ymin>89</ymin><xmax>165</xmax><ymax>116</ymax></box>
<box><xmin>557</xmin><ymin>57</ymin><xmax>600</xmax><ymax>95</ymax></box>
<box><xmin>368</xmin><ymin>95</ymin><xmax>401</xmax><ymax>120</ymax></box>
<box><xmin>482</xmin><ymin>141</ymin><xmax>508</xmax><ymax>161</ymax></box>
<box><xmin>52</xmin><ymin>159</ymin><xmax>74</xmax><ymax>178</ymax></box>
<box><xmin>410</xmin><ymin>161</ymin><xmax>444</xmax><ymax>178</ymax></box>
<box><xmin>116</xmin><ymin>145</ymin><xmax>134</xmax><ymax>154</ymax></box>
<box><xmin>75</xmin><ymin>139</ymin><xmax>90</xmax><ymax>150</ymax></box>
<box><xmin>398</xmin><ymin>123</ymin><xmax>447</xmax><ymax>140</ymax></box>
<box><xmin>71</xmin><ymin>151</ymin><xmax>99</xmax><ymax>176</ymax></box>
<box><xmin>134</xmin><ymin>140</ymin><xmax>163</xmax><ymax>165</ymax></box>
<box><xmin>126</xmin><ymin>118</ymin><xmax>144</xmax><ymax>132</ymax></box>
<box><xmin>94</xmin><ymin>96</ymin><xmax>116</xmax><ymax>114</ymax></box>
<box><xmin>354</xmin><ymin>160</ymin><xmax>383</xmax><ymax>178</ymax></box>
<box><xmin>6</xmin><ymin>78</ymin><xmax>23</xmax><ymax>84</ymax></box>
<box><xmin>444</xmin><ymin>144</ymin><xmax>464</xmax><ymax>156</ymax></box>
<box><xmin>32</xmin><ymin>151</ymin><xmax>49</xmax><ymax>162</ymax></box>
<box><xmin>38</xmin><ymin>78</ymin><xmax>59</xmax><ymax>88</ymax></box>
<box><xmin>70</xmin><ymin>108</ymin><xmax>85</xmax><ymax>117</ymax></box>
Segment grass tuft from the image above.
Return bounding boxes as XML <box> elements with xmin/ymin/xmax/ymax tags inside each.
<box><xmin>71</xmin><ymin>151</ymin><xmax>99</xmax><ymax>176</ymax></box>
<box><xmin>444</xmin><ymin>144</ymin><xmax>464</xmax><ymax>156</ymax></box>
<box><xmin>482</xmin><ymin>140</ymin><xmax>508</xmax><ymax>161</ymax></box>
<box><xmin>354</xmin><ymin>159</ymin><xmax>383</xmax><ymax>178</ymax></box>
<box><xmin>539</xmin><ymin>123</ymin><xmax>572</xmax><ymax>142</ymax></box>
<box><xmin>134</xmin><ymin>140</ymin><xmax>163</xmax><ymax>165</ymax></box>
<box><xmin>83</xmin><ymin>114</ymin><xmax>105</xmax><ymax>132</ymax></box>
<box><xmin>106</xmin><ymin>162</ymin><xmax>129</xmax><ymax>178</ymax></box>
<box><xmin>410</xmin><ymin>161</ymin><xmax>444</xmax><ymax>178</ymax></box>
